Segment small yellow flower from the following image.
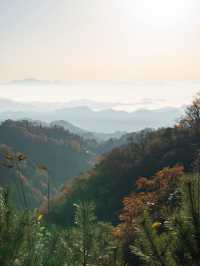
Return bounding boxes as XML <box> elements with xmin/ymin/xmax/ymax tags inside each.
<box><xmin>37</xmin><ymin>214</ymin><xmax>43</xmax><ymax>221</ymax></box>
<box><xmin>152</xmin><ymin>222</ymin><xmax>162</xmax><ymax>230</ymax></box>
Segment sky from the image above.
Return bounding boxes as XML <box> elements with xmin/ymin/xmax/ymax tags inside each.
<box><xmin>0</xmin><ymin>1</ymin><xmax>200</xmax><ymax>110</ymax></box>
<box><xmin>0</xmin><ymin>0</ymin><xmax>200</xmax><ymax>81</ymax></box>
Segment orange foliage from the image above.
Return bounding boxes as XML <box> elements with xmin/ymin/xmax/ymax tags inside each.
<box><xmin>155</xmin><ymin>165</ymin><xmax>184</xmax><ymax>189</ymax></box>
<box><xmin>136</xmin><ymin>165</ymin><xmax>184</xmax><ymax>191</ymax></box>
<box><xmin>136</xmin><ymin>177</ymin><xmax>155</xmax><ymax>190</ymax></box>
<box><xmin>120</xmin><ymin>192</ymin><xmax>156</xmax><ymax>224</ymax></box>
<box><xmin>114</xmin><ymin>165</ymin><xmax>184</xmax><ymax>239</ymax></box>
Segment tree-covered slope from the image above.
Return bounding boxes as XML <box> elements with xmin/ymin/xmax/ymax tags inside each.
<box><xmin>0</xmin><ymin>120</ymin><xmax>97</xmax><ymax>207</ymax></box>
<box><xmin>48</xmin><ymin>95</ymin><xmax>200</xmax><ymax>226</ymax></box>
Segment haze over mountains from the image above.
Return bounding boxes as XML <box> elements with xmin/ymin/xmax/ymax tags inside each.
<box><xmin>1</xmin><ymin>79</ymin><xmax>198</xmax><ymax>134</ymax></box>
<box><xmin>0</xmin><ymin>97</ymin><xmax>184</xmax><ymax>133</ymax></box>
<box><xmin>0</xmin><ymin>79</ymin><xmax>199</xmax><ymax>109</ymax></box>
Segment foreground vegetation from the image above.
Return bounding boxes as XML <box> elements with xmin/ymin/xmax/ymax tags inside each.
<box><xmin>0</xmin><ymin>193</ymin><xmax>123</xmax><ymax>266</ymax></box>
<box><xmin>1</xmin><ymin>165</ymin><xmax>200</xmax><ymax>265</ymax></box>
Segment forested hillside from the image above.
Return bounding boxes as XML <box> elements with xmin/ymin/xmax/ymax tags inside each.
<box><xmin>48</xmin><ymin>95</ymin><xmax>200</xmax><ymax>226</ymax></box>
<box><xmin>0</xmin><ymin>119</ymin><xmax>136</xmax><ymax>208</ymax></box>
<box><xmin>50</xmin><ymin>120</ymin><xmax>125</xmax><ymax>142</ymax></box>
<box><xmin>0</xmin><ymin>120</ymin><xmax>97</xmax><ymax>207</ymax></box>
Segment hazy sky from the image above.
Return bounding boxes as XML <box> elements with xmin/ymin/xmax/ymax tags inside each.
<box><xmin>0</xmin><ymin>81</ymin><xmax>199</xmax><ymax>111</ymax></box>
<box><xmin>0</xmin><ymin>0</ymin><xmax>200</xmax><ymax>81</ymax></box>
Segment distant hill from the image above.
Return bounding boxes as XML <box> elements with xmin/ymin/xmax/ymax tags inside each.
<box><xmin>0</xmin><ymin>120</ymin><xmax>97</xmax><ymax>208</ymax></box>
<box><xmin>0</xmin><ymin>101</ymin><xmax>184</xmax><ymax>133</ymax></box>
<box><xmin>50</xmin><ymin>120</ymin><xmax>96</xmax><ymax>140</ymax></box>
<box><xmin>50</xmin><ymin>120</ymin><xmax>126</xmax><ymax>142</ymax></box>
<box><xmin>52</xmin><ymin>106</ymin><xmax>184</xmax><ymax>133</ymax></box>
<box><xmin>4</xmin><ymin>78</ymin><xmax>55</xmax><ymax>86</ymax></box>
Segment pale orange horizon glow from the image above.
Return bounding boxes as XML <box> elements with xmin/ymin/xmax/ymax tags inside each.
<box><xmin>0</xmin><ymin>0</ymin><xmax>200</xmax><ymax>81</ymax></box>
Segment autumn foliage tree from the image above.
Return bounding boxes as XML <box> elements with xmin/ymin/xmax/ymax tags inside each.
<box><xmin>114</xmin><ymin>165</ymin><xmax>184</xmax><ymax>265</ymax></box>
<box><xmin>130</xmin><ymin>163</ymin><xmax>200</xmax><ymax>266</ymax></box>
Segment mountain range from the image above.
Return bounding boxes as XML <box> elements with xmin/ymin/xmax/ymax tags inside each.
<box><xmin>0</xmin><ymin>98</ymin><xmax>184</xmax><ymax>133</ymax></box>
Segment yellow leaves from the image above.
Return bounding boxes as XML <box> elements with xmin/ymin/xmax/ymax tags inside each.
<box><xmin>5</xmin><ymin>153</ymin><xmax>14</xmax><ymax>161</ymax></box>
<box><xmin>5</xmin><ymin>152</ymin><xmax>27</xmax><ymax>162</ymax></box>
<box><xmin>16</xmin><ymin>153</ymin><xmax>27</xmax><ymax>161</ymax></box>
<box><xmin>3</xmin><ymin>152</ymin><xmax>27</xmax><ymax>170</ymax></box>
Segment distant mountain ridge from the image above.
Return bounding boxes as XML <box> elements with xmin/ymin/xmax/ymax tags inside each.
<box><xmin>1</xmin><ymin>78</ymin><xmax>56</xmax><ymax>86</ymax></box>
<box><xmin>50</xmin><ymin>120</ymin><xmax>126</xmax><ymax>142</ymax></box>
<box><xmin>0</xmin><ymin>98</ymin><xmax>184</xmax><ymax>133</ymax></box>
